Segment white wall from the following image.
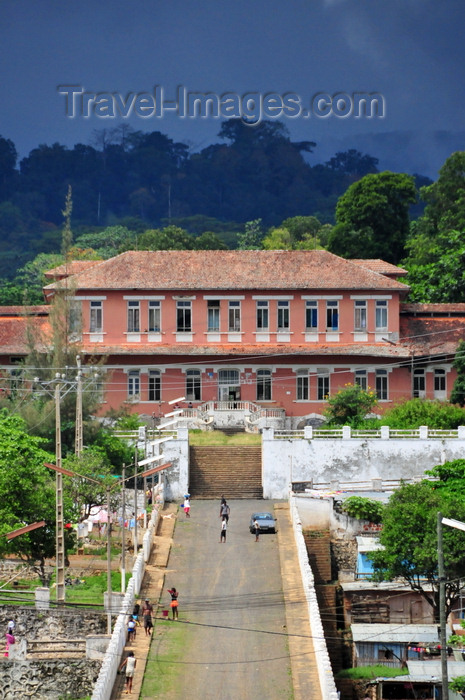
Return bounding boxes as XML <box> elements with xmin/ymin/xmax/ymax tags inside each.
<box><xmin>262</xmin><ymin>428</ymin><xmax>465</xmax><ymax>499</ymax></box>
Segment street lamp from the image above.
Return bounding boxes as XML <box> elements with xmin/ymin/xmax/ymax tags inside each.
<box><xmin>437</xmin><ymin>513</ymin><xmax>465</xmax><ymax>700</ymax></box>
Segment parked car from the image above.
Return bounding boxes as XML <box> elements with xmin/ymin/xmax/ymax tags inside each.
<box><xmin>249</xmin><ymin>512</ymin><xmax>277</xmax><ymax>534</ymax></box>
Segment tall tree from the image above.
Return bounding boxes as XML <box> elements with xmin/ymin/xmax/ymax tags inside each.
<box><xmin>0</xmin><ymin>410</ymin><xmax>75</xmax><ymax>584</ymax></box>
<box><xmin>370</xmin><ymin>473</ymin><xmax>465</xmax><ymax>620</ymax></box>
<box><xmin>328</xmin><ymin>171</ymin><xmax>416</xmax><ymax>263</ymax></box>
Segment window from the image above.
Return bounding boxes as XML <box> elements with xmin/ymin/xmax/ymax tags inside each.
<box><xmin>277</xmin><ymin>301</ymin><xmax>289</xmax><ymax>330</ymax></box>
<box><xmin>207</xmin><ymin>300</ymin><xmax>220</xmax><ymax>331</ymax></box>
<box><xmin>317</xmin><ymin>371</ymin><xmax>329</xmax><ymax>400</ymax></box>
<box><xmin>177</xmin><ymin>301</ymin><xmax>192</xmax><ymax>332</ymax></box>
<box><xmin>434</xmin><ymin>369</ymin><xmax>446</xmax><ymax>394</ymax></box>
<box><xmin>375</xmin><ymin>300</ymin><xmax>388</xmax><ymax>330</ymax></box>
<box><xmin>354</xmin><ymin>301</ymin><xmax>367</xmax><ymax>330</ymax></box>
<box><xmin>256</xmin><ymin>369</ymin><xmax>271</xmax><ymax>400</ymax></box>
<box><xmin>326</xmin><ymin>301</ymin><xmax>338</xmax><ymax>331</ymax></box>
<box><xmin>148</xmin><ymin>370</ymin><xmax>161</xmax><ymax>401</ymax></box>
<box><xmin>413</xmin><ymin>369</ymin><xmax>425</xmax><ymax>398</ymax></box>
<box><xmin>355</xmin><ymin>370</ymin><xmax>368</xmax><ymax>391</ymax></box>
<box><xmin>148</xmin><ymin>301</ymin><xmax>161</xmax><ymax>332</ymax></box>
<box><xmin>128</xmin><ymin>370</ymin><xmax>140</xmax><ymax>397</ymax></box>
<box><xmin>228</xmin><ymin>301</ymin><xmax>241</xmax><ymax>332</ymax></box>
<box><xmin>296</xmin><ymin>372</ymin><xmax>309</xmax><ymax>400</ymax></box>
<box><xmin>90</xmin><ymin>301</ymin><xmax>102</xmax><ymax>332</ymax></box>
<box><xmin>376</xmin><ymin>369</ymin><xmax>388</xmax><ymax>400</ymax></box>
<box><xmin>306</xmin><ymin>301</ymin><xmax>318</xmax><ymax>330</ymax></box>
<box><xmin>69</xmin><ymin>300</ymin><xmax>82</xmax><ymax>336</ymax></box>
<box><xmin>256</xmin><ymin>301</ymin><xmax>269</xmax><ymax>330</ymax></box>
<box><xmin>127</xmin><ymin>301</ymin><xmax>140</xmax><ymax>332</ymax></box>
<box><xmin>186</xmin><ymin>369</ymin><xmax>201</xmax><ymax>401</ymax></box>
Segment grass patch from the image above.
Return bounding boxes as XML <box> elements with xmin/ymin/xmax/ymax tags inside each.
<box><xmin>141</xmin><ymin>617</ymin><xmax>189</xmax><ymax>698</ymax></box>
<box><xmin>0</xmin><ymin>571</ymin><xmax>130</xmax><ymax>608</ymax></box>
<box><xmin>189</xmin><ymin>429</ymin><xmax>261</xmax><ymax>446</ymax></box>
<box><xmin>336</xmin><ymin>665</ymin><xmax>408</xmax><ymax>679</ymax></box>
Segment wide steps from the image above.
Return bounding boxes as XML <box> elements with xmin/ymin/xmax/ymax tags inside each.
<box><xmin>189</xmin><ymin>445</ymin><xmax>262</xmax><ymax>499</ymax></box>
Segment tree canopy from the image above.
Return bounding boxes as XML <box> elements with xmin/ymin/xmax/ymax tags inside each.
<box><xmin>370</xmin><ymin>467</ymin><xmax>465</xmax><ymax>620</ymax></box>
<box><xmin>0</xmin><ymin>409</ymin><xmax>75</xmax><ymax>583</ymax></box>
<box><xmin>328</xmin><ymin>171</ymin><xmax>417</xmax><ymax>263</ymax></box>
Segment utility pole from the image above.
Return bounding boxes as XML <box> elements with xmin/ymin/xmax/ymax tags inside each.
<box><xmin>55</xmin><ymin>379</ymin><xmax>65</xmax><ymax>603</ymax></box>
<box><xmin>75</xmin><ymin>355</ymin><xmax>83</xmax><ymax>457</ymax></box>
<box><xmin>438</xmin><ymin>512</ymin><xmax>449</xmax><ymax>700</ymax></box>
<box><xmin>134</xmin><ymin>446</ymin><xmax>138</xmax><ymax>554</ymax></box>
<box><xmin>121</xmin><ymin>464</ymin><xmax>126</xmax><ymax>594</ymax></box>
<box><xmin>106</xmin><ymin>486</ymin><xmax>112</xmax><ymax>634</ymax></box>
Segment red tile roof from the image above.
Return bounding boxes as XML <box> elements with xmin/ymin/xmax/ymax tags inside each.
<box><xmin>44</xmin><ymin>260</ymin><xmax>101</xmax><ymax>280</ymax></box>
<box><xmin>44</xmin><ymin>250</ymin><xmax>409</xmax><ymax>293</ymax></box>
<box><xmin>350</xmin><ymin>259</ymin><xmax>408</xmax><ymax>277</ymax></box>
<box><xmin>79</xmin><ymin>341</ymin><xmax>413</xmax><ymax>359</ymax></box>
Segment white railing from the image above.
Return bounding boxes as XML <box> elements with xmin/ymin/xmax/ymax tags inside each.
<box><xmin>273</xmin><ymin>426</ymin><xmax>465</xmax><ymax>440</ymax></box>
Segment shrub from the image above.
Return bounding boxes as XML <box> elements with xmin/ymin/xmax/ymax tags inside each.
<box><xmin>379</xmin><ymin>398</ymin><xmax>465</xmax><ymax>429</ymax></box>
<box><xmin>341</xmin><ymin>496</ymin><xmax>384</xmax><ymax>523</ymax></box>
<box><xmin>325</xmin><ymin>383</ymin><xmax>378</xmax><ymax>427</ymax></box>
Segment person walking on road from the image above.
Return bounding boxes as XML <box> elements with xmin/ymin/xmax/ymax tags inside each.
<box><xmin>253</xmin><ymin>517</ymin><xmax>260</xmax><ymax>542</ymax></box>
<box><xmin>183</xmin><ymin>496</ymin><xmax>191</xmax><ymax>518</ymax></box>
<box><xmin>119</xmin><ymin>651</ymin><xmax>136</xmax><ymax>694</ymax></box>
<box><xmin>167</xmin><ymin>587</ymin><xmax>179</xmax><ymax>620</ymax></box>
<box><xmin>142</xmin><ymin>599</ymin><xmax>153</xmax><ymax>636</ymax></box>
<box><xmin>220</xmin><ymin>517</ymin><xmax>227</xmax><ymax>543</ymax></box>
<box><xmin>220</xmin><ymin>498</ymin><xmax>230</xmax><ymax>522</ymax></box>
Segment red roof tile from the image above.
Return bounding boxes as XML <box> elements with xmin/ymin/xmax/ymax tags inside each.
<box><xmin>44</xmin><ymin>250</ymin><xmax>409</xmax><ymax>293</ymax></box>
<box><xmin>350</xmin><ymin>259</ymin><xmax>408</xmax><ymax>277</ymax></box>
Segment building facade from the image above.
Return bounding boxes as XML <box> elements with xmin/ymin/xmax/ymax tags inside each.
<box><xmin>2</xmin><ymin>249</ymin><xmax>464</xmax><ymax>425</ymax></box>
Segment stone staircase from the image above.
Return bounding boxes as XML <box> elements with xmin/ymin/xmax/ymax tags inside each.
<box><xmin>189</xmin><ymin>445</ymin><xmax>262</xmax><ymax>498</ymax></box>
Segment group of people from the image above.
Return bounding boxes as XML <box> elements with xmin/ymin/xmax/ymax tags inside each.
<box><xmin>219</xmin><ymin>497</ymin><xmax>230</xmax><ymax>542</ymax></box>
<box><xmin>120</xmin><ymin>598</ymin><xmax>154</xmax><ymax>693</ymax></box>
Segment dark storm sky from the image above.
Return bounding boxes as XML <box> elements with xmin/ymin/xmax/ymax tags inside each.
<box><xmin>1</xmin><ymin>0</ymin><xmax>464</xmax><ymax>177</ymax></box>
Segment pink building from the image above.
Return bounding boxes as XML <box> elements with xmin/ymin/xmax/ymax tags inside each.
<box><xmin>2</xmin><ymin>250</ymin><xmax>464</xmax><ymax>425</ymax></box>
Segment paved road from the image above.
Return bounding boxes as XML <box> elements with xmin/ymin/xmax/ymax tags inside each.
<box><xmin>152</xmin><ymin>499</ymin><xmax>293</xmax><ymax>700</ymax></box>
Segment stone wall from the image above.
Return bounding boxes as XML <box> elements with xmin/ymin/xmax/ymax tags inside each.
<box><xmin>0</xmin><ymin>607</ymin><xmax>107</xmax><ymax>640</ymax></box>
<box><xmin>0</xmin><ymin>658</ymin><xmax>101</xmax><ymax>699</ymax></box>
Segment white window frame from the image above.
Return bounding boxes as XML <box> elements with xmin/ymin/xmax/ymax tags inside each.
<box><xmin>148</xmin><ymin>370</ymin><xmax>161</xmax><ymax>401</ymax></box>
<box><xmin>256</xmin><ymin>369</ymin><xmax>272</xmax><ymax>401</ymax></box>
<box><xmin>306</xmin><ymin>301</ymin><xmax>318</xmax><ymax>330</ymax></box>
<box><xmin>376</xmin><ymin>369</ymin><xmax>388</xmax><ymax>400</ymax></box>
<box><xmin>296</xmin><ymin>372</ymin><xmax>309</xmax><ymax>401</ymax></box>
<box><xmin>413</xmin><ymin>368</ymin><xmax>426</xmax><ymax>398</ymax></box>
<box><xmin>207</xmin><ymin>300</ymin><xmax>220</xmax><ymax>332</ymax></box>
<box><xmin>128</xmin><ymin>370</ymin><xmax>140</xmax><ymax>398</ymax></box>
<box><xmin>317</xmin><ymin>370</ymin><xmax>330</xmax><ymax>400</ymax></box>
<box><xmin>186</xmin><ymin>369</ymin><xmax>201</xmax><ymax>401</ymax></box>
<box><xmin>355</xmin><ymin>370</ymin><xmax>368</xmax><ymax>391</ymax></box>
<box><xmin>256</xmin><ymin>301</ymin><xmax>269</xmax><ymax>331</ymax></box>
<box><xmin>148</xmin><ymin>301</ymin><xmax>161</xmax><ymax>332</ymax></box>
<box><xmin>277</xmin><ymin>301</ymin><xmax>290</xmax><ymax>331</ymax></box>
<box><xmin>375</xmin><ymin>300</ymin><xmax>388</xmax><ymax>331</ymax></box>
<box><xmin>127</xmin><ymin>300</ymin><xmax>140</xmax><ymax>333</ymax></box>
<box><xmin>177</xmin><ymin>301</ymin><xmax>192</xmax><ymax>333</ymax></box>
<box><xmin>326</xmin><ymin>301</ymin><xmax>339</xmax><ymax>331</ymax></box>
<box><xmin>354</xmin><ymin>300</ymin><xmax>367</xmax><ymax>331</ymax></box>
<box><xmin>228</xmin><ymin>301</ymin><xmax>241</xmax><ymax>332</ymax></box>
<box><xmin>90</xmin><ymin>301</ymin><xmax>102</xmax><ymax>333</ymax></box>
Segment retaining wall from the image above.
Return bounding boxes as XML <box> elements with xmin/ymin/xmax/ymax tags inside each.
<box><xmin>262</xmin><ymin>427</ymin><xmax>465</xmax><ymax>499</ymax></box>
<box><xmin>289</xmin><ymin>496</ymin><xmax>339</xmax><ymax>700</ymax></box>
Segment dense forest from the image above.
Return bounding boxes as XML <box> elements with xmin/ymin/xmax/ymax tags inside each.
<box><xmin>0</xmin><ymin>119</ymin><xmax>463</xmax><ymax>305</ymax></box>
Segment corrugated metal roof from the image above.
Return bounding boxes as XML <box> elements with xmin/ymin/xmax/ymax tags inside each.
<box><xmin>351</xmin><ymin>624</ymin><xmax>440</xmax><ymax>643</ymax></box>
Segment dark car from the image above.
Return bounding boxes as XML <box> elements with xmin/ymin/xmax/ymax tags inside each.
<box><xmin>249</xmin><ymin>512</ymin><xmax>277</xmax><ymax>534</ymax></box>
